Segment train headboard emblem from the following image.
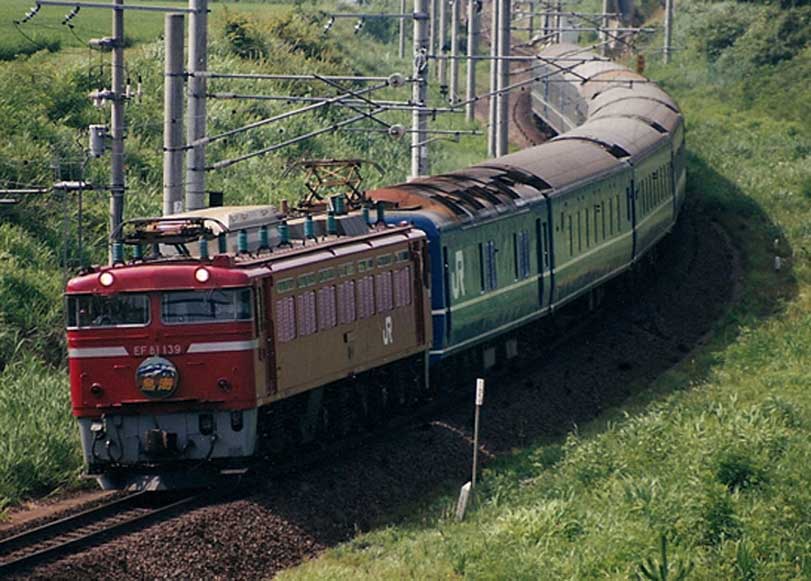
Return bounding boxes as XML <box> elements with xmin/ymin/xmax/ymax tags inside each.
<box><xmin>136</xmin><ymin>356</ymin><xmax>179</xmax><ymax>398</ymax></box>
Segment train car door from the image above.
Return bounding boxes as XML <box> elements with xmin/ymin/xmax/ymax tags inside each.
<box><xmin>262</xmin><ymin>279</ymin><xmax>278</xmax><ymax>395</ymax></box>
<box><xmin>535</xmin><ymin>216</ymin><xmax>551</xmax><ymax>309</ymax></box>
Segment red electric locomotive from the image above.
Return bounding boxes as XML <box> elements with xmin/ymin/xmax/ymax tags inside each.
<box><xmin>66</xmin><ymin>204</ymin><xmax>431</xmax><ymax>489</ymax></box>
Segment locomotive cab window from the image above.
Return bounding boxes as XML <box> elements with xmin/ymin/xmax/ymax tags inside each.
<box><xmin>66</xmin><ymin>293</ymin><xmax>149</xmax><ymax>329</ymax></box>
<box><xmin>161</xmin><ymin>288</ymin><xmax>252</xmax><ymax>324</ymax></box>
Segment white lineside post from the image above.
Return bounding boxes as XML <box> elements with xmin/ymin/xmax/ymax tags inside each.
<box><xmin>186</xmin><ymin>0</ymin><xmax>208</xmax><ymax>211</ymax></box>
<box><xmin>600</xmin><ymin>0</ymin><xmax>609</xmax><ymax>56</ymax></box>
<box><xmin>472</xmin><ymin>377</ymin><xmax>485</xmax><ymax>489</ymax></box>
<box><xmin>487</xmin><ymin>0</ymin><xmax>499</xmax><ymax>156</ymax></box>
<box><xmin>399</xmin><ymin>0</ymin><xmax>407</xmax><ymax>58</ymax></box>
<box><xmin>163</xmin><ymin>13</ymin><xmax>185</xmax><ymax>216</ymax></box>
<box><xmin>410</xmin><ymin>0</ymin><xmax>430</xmax><ymax>179</ymax></box>
<box><xmin>494</xmin><ymin>0</ymin><xmax>510</xmax><ymax>156</ymax></box>
<box><xmin>465</xmin><ymin>0</ymin><xmax>479</xmax><ymax>121</ymax></box>
<box><xmin>109</xmin><ymin>0</ymin><xmax>125</xmax><ymax>250</ymax></box>
<box><xmin>449</xmin><ymin>0</ymin><xmax>459</xmax><ymax>103</ymax></box>
<box><xmin>663</xmin><ymin>0</ymin><xmax>673</xmax><ymax>63</ymax></box>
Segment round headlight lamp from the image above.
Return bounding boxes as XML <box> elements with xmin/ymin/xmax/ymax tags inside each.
<box><xmin>194</xmin><ymin>267</ymin><xmax>211</xmax><ymax>283</ymax></box>
<box><xmin>99</xmin><ymin>271</ymin><xmax>115</xmax><ymax>287</ymax></box>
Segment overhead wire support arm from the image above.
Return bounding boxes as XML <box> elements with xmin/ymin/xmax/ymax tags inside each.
<box><xmin>207</xmin><ymin>108</ymin><xmax>386</xmax><ymax>171</ymax></box>
<box><xmin>197</xmin><ymin>71</ymin><xmax>408</xmax><ymax>84</ymax></box>
<box><xmin>328</xmin><ymin>12</ymin><xmax>413</xmax><ymax>18</ymax></box>
<box><xmin>313</xmin><ymin>74</ymin><xmax>393</xmax><ymax>130</ymax></box>
<box><xmin>190</xmin><ymin>81</ymin><xmax>389</xmax><ymax>149</ymax></box>
<box><xmin>206</xmin><ymin>93</ymin><xmax>459</xmax><ymax>113</ymax></box>
<box><xmin>32</xmin><ymin>0</ymin><xmax>197</xmax><ymax>13</ymax></box>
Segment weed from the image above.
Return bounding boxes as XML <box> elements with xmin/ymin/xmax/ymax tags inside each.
<box><xmin>636</xmin><ymin>534</ymin><xmax>694</xmax><ymax>581</ymax></box>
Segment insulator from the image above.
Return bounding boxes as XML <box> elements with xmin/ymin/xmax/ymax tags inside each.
<box><xmin>199</xmin><ymin>237</ymin><xmax>209</xmax><ymax>260</ymax></box>
<box><xmin>279</xmin><ymin>221</ymin><xmax>290</xmax><ymax>246</ymax></box>
<box><xmin>327</xmin><ymin>211</ymin><xmax>338</xmax><ymax>236</ymax></box>
<box><xmin>304</xmin><ymin>214</ymin><xmax>315</xmax><ymax>239</ymax></box>
<box><xmin>259</xmin><ymin>225</ymin><xmax>269</xmax><ymax>249</ymax></box>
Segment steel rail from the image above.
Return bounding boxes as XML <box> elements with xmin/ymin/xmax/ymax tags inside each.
<box><xmin>0</xmin><ymin>491</ymin><xmax>199</xmax><ymax>575</ymax></box>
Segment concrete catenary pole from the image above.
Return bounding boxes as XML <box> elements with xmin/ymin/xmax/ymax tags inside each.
<box><xmin>109</xmin><ymin>0</ymin><xmax>125</xmax><ymax>245</ymax></box>
<box><xmin>555</xmin><ymin>0</ymin><xmax>562</xmax><ymax>43</ymax></box>
<box><xmin>449</xmin><ymin>0</ymin><xmax>459</xmax><ymax>103</ymax></box>
<box><xmin>163</xmin><ymin>13</ymin><xmax>185</xmax><ymax>216</ymax></box>
<box><xmin>399</xmin><ymin>0</ymin><xmax>407</xmax><ymax>58</ymax></box>
<box><xmin>663</xmin><ymin>0</ymin><xmax>673</xmax><ymax>63</ymax></box>
<box><xmin>487</xmin><ymin>0</ymin><xmax>499</xmax><ymax>156</ymax></box>
<box><xmin>465</xmin><ymin>0</ymin><xmax>479</xmax><ymax>121</ymax></box>
<box><xmin>542</xmin><ymin>3</ymin><xmax>549</xmax><ymax>37</ymax></box>
<box><xmin>495</xmin><ymin>0</ymin><xmax>510</xmax><ymax>156</ymax></box>
<box><xmin>528</xmin><ymin>0</ymin><xmax>535</xmax><ymax>39</ymax></box>
<box><xmin>438</xmin><ymin>0</ymin><xmax>448</xmax><ymax>92</ymax></box>
<box><xmin>411</xmin><ymin>0</ymin><xmax>430</xmax><ymax>179</ymax></box>
<box><xmin>430</xmin><ymin>0</ymin><xmax>438</xmax><ymax>60</ymax></box>
<box><xmin>186</xmin><ymin>0</ymin><xmax>208</xmax><ymax>211</ymax></box>
<box><xmin>600</xmin><ymin>0</ymin><xmax>609</xmax><ymax>56</ymax></box>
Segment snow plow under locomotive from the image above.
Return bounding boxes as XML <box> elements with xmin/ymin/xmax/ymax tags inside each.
<box><xmin>66</xmin><ymin>44</ymin><xmax>686</xmax><ymax>490</ymax></box>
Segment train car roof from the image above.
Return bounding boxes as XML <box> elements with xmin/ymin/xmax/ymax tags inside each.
<box><xmin>478</xmin><ymin>139</ymin><xmax>625</xmax><ymax>194</ymax></box>
<box><xmin>581</xmin><ymin>69</ymin><xmax>649</xmax><ymax>100</ymax></box>
<box><xmin>591</xmin><ymin>98</ymin><xmax>683</xmax><ymax>133</ymax></box>
<box><xmin>590</xmin><ymin>84</ymin><xmax>680</xmax><ymax>117</ymax></box>
<box><xmin>553</xmin><ymin>116</ymin><xmax>668</xmax><ymax>160</ymax></box>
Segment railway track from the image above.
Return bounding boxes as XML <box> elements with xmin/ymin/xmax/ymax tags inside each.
<box><xmin>0</xmin><ymin>491</ymin><xmax>200</xmax><ymax>577</ymax></box>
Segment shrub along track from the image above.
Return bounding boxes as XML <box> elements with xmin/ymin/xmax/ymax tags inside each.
<box><xmin>11</xmin><ymin>194</ymin><xmax>737</xmax><ymax>580</ymax></box>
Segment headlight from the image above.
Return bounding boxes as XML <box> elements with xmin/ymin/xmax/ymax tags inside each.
<box><xmin>194</xmin><ymin>267</ymin><xmax>210</xmax><ymax>283</ymax></box>
<box><xmin>99</xmin><ymin>271</ymin><xmax>115</xmax><ymax>287</ymax></box>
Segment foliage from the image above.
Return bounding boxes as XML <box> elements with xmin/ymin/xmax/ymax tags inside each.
<box><xmin>0</xmin><ymin>355</ymin><xmax>82</xmax><ymax>512</ymax></box>
<box><xmin>636</xmin><ymin>535</ymin><xmax>695</xmax><ymax>581</ymax></box>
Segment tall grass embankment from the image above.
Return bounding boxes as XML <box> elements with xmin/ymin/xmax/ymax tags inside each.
<box><xmin>276</xmin><ymin>1</ymin><xmax>811</xmax><ymax>579</ymax></box>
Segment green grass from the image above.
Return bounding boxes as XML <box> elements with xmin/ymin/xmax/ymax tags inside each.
<box><xmin>274</xmin><ymin>2</ymin><xmax>811</xmax><ymax>580</ymax></box>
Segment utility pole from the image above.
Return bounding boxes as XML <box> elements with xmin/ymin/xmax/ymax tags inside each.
<box><xmin>663</xmin><ymin>0</ymin><xmax>673</xmax><ymax>63</ymax></box>
<box><xmin>438</xmin><ymin>0</ymin><xmax>448</xmax><ymax>92</ymax></box>
<box><xmin>186</xmin><ymin>0</ymin><xmax>208</xmax><ymax>211</ymax></box>
<box><xmin>600</xmin><ymin>0</ymin><xmax>609</xmax><ymax>56</ymax></box>
<box><xmin>109</xmin><ymin>0</ymin><xmax>125</xmax><ymax>245</ymax></box>
<box><xmin>542</xmin><ymin>3</ymin><xmax>549</xmax><ymax>37</ymax></box>
<box><xmin>449</xmin><ymin>0</ymin><xmax>459</xmax><ymax>104</ymax></box>
<box><xmin>487</xmin><ymin>0</ymin><xmax>499</xmax><ymax>156</ymax></box>
<box><xmin>465</xmin><ymin>0</ymin><xmax>479</xmax><ymax>121</ymax></box>
<box><xmin>411</xmin><ymin>0</ymin><xmax>430</xmax><ymax>179</ymax></box>
<box><xmin>163</xmin><ymin>13</ymin><xmax>185</xmax><ymax>215</ymax></box>
<box><xmin>430</xmin><ymin>0</ymin><xmax>438</xmax><ymax>59</ymax></box>
<box><xmin>528</xmin><ymin>0</ymin><xmax>535</xmax><ymax>39</ymax></box>
<box><xmin>399</xmin><ymin>0</ymin><xmax>407</xmax><ymax>58</ymax></box>
<box><xmin>495</xmin><ymin>0</ymin><xmax>510</xmax><ymax>156</ymax></box>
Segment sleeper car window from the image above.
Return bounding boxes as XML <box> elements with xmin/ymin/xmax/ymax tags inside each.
<box><xmin>66</xmin><ymin>293</ymin><xmax>149</xmax><ymax>329</ymax></box>
<box><xmin>161</xmin><ymin>288</ymin><xmax>252</xmax><ymax>324</ymax></box>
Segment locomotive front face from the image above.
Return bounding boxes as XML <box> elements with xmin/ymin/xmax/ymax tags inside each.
<box><xmin>66</xmin><ymin>265</ymin><xmax>261</xmax><ymax>489</ymax></box>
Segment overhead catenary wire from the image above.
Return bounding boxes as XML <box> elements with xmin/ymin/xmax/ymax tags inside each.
<box><xmin>190</xmin><ymin>81</ymin><xmax>390</xmax><ymax>149</ymax></box>
<box><xmin>207</xmin><ymin>108</ymin><xmax>387</xmax><ymax>171</ymax></box>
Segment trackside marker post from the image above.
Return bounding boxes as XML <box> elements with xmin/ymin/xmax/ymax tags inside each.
<box><xmin>457</xmin><ymin>377</ymin><xmax>485</xmax><ymax>521</ymax></box>
<box><xmin>473</xmin><ymin>377</ymin><xmax>484</xmax><ymax>488</ymax></box>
